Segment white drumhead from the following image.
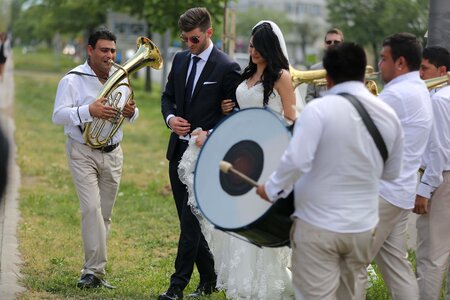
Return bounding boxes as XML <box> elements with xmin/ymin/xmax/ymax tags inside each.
<box><xmin>194</xmin><ymin>108</ymin><xmax>291</xmax><ymax>229</ymax></box>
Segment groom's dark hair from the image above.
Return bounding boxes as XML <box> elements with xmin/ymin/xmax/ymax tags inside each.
<box><xmin>178</xmin><ymin>7</ymin><xmax>212</xmax><ymax>33</ymax></box>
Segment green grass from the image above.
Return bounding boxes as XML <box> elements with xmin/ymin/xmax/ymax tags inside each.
<box><xmin>12</xmin><ymin>49</ymin><xmax>448</xmax><ymax>299</ymax></box>
<box><xmin>14</xmin><ymin>47</ymin><xmax>80</xmax><ymax>74</ymax></box>
<box><xmin>13</xmin><ymin>49</ymin><xmax>228</xmax><ymax>299</ymax></box>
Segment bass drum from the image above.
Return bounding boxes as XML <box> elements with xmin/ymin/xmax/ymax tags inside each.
<box><xmin>194</xmin><ymin>108</ymin><xmax>294</xmax><ymax>247</ymax></box>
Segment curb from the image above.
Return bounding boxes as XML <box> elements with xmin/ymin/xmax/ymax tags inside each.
<box><xmin>0</xmin><ymin>54</ymin><xmax>26</xmax><ymax>299</ymax></box>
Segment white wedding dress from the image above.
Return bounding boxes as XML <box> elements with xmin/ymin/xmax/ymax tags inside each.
<box><xmin>178</xmin><ymin>81</ymin><xmax>294</xmax><ymax>300</ymax></box>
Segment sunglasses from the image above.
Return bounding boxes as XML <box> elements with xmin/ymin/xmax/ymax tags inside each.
<box><xmin>180</xmin><ymin>34</ymin><xmax>201</xmax><ymax>44</ymax></box>
<box><xmin>325</xmin><ymin>40</ymin><xmax>341</xmax><ymax>45</ymax></box>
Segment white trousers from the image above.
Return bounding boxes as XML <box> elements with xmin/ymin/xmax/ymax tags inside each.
<box><xmin>291</xmin><ymin>218</ymin><xmax>374</xmax><ymax>300</ymax></box>
<box><xmin>66</xmin><ymin>139</ymin><xmax>123</xmax><ymax>278</ymax></box>
<box><xmin>357</xmin><ymin>197</ymin><xmax>419</xmax><ymax>300</ymax></box>
<box><xmin>416</xmin><ymin>171</ymin><xmax>450</xmax><ymax>300</ymax></box>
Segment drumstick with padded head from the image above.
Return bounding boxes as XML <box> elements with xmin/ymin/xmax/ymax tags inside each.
<box><xmin>219</xmin><ymin>161</ymin><xmax>258</xmax><ymax>187</ymax></box>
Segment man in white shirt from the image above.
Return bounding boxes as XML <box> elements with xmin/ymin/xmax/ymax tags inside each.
<box><xmin>53</xmin><ymin>28</ymin><xmax>138</xmax><ymax>289</ymax></box>
<box><xmin>257</xmin><ymin>42</ymin><xmax>404</xmax><ymax>299</ymax></box>
<box><xmin>358</xmin><ymin>32</ymin><xmax>433</xmax><ymax>300</ymax></box>
<box><xmin>414</xmin><ymin>46</ymin><xmax>450</xmax><ymax>300</ymax></box>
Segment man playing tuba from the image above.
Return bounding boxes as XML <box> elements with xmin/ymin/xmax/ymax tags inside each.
<box><xmin>52</xmin><ymin>27</ymin><xmax>138</xmax><ymax>289</ymax></box>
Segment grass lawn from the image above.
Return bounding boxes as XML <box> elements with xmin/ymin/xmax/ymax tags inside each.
<box><xmin>13</xmin><ymin>48</ymin><xmax>227</xmax><ymax>299</ymax></box>
<box><xmin>12</xmin><ymin>48</ymin><xmax>447</xmax><ymax>299</ymax></box>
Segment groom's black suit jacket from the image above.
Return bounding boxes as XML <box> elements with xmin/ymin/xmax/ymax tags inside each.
<box><xmin>161</xmin><ymin>46</ymin><xmax>241</xmax><ymax>161</ymax></box>
<box><xmin>160</xmin><ymin>45</ymin><xmax>240</xmax><ymax>289</ymax></box>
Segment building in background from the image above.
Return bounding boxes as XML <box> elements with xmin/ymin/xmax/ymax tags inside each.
<box><xmin>234</xmin><ymin>0</ymin><xmax>328</xmax><ymax>67</ymax></box>
<box><xmin>107</xmin><ymin>11</ymin><xmax>147</xmax><ymax>64</ymax></box>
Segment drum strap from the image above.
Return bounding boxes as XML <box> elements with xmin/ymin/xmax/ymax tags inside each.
<box><xmin>339</xmin><ymin>93</ymin><xmax>388</xmax><ymax>163</ymax></box>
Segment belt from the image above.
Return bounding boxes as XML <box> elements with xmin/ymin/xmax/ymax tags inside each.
<box><xmin>101</xmin><ymin>143</ymin><xmax>119</xmax><ymax>153</ymax></box>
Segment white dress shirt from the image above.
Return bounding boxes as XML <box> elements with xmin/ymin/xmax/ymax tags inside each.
<box><xmin>265</xmin><ymin>81</ymin><xmax>404</xmax><ymax>233</ymax></box>
<box><xmin>378</xmin><ymin>71</ymin><xmax>433</xmax><ymax>209</ymax></box>
<box><xmin>417</xmin><ymin>85</ymin><xmax>450</xmax><ymax>198</ymax></box>
<box><xmin>52</xmin><ymin>61</ymin><xmax>138</xmax><ymax>145</ymax></box>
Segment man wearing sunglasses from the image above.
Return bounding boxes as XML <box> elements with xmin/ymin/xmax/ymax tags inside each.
<box><xmin>305</xmin><ymin>28</ymin><xmax>344</xmax><ymax>103</ymax></box>
<box><xmin>160</xmin><ymin>7</ymin><xmax>241</xmax><ymax>300</ymax></box>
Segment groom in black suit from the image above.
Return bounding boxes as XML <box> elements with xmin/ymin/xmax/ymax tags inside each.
<box><xmin>159</xmin><ymin>7</ymin><xmax>241</xmax><ymax>300</ymax></box>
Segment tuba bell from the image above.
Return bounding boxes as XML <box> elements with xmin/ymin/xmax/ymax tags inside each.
<box><xmin>83</xmin><ymin>36</ymin><xmax>163</xmax><ymax>148</ymax></box>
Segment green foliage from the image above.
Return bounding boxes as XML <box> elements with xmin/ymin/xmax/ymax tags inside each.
<box><xmin>113</xmin><ymin>0</ymin><xmax>227</xmax><ymax>38</ymax></box>
<box><xmin>13</xmin><ymin>49</ymin><xmax>209</xmax><ymax>298</ymax></box>
<box><xmin>235</xmin><ymin>8</ymin><xmax>294</xmax><ymax>39</ymax></box>
<box><xmin>13</xmin><ymin>0</ymin><xmax>107</xmax><ymax>45</ymax></box>
<box><xmin>14</xmin><ymin>48</ymin><xmax>79</xmax><ymax>73</ymax></box>
<box><xmin>0</xmin><ymin>0</ymin><xmax>12</xmax><ymax>31</ymax></box>
<box><xmin>326</xmin><ymin>0</ymin><xmax>428</xmax><ymax>66</ymax></box>
<box><xmin>12</xmin><ymin>0</ymin><xmax>227</xmax><ymax>46</ymax></box>
<box><xmin>13</xmin><ymin>48</ymin><xmax>448</xmax><ymax>299</ymax></box>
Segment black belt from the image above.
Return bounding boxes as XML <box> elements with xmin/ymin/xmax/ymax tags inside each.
<box><xmin>101</xmin><ymin>143</ymin><xmax>119</xmax><ymax>153</ymax></box>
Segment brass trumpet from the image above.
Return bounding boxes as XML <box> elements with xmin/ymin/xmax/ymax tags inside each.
<box><xmin>84</xmin><ymin>37</ymin><xmax>163</xmax><ymax>148</ymax></box>
<box><xmin>424</xmin><ymin>74</ymin><xmax>449</xmax><ymax>89</ymax></box>
<box><xmin>290</xmin><ymin>65</ymin><xmax>380</xmax><ymax>95</ymax></box>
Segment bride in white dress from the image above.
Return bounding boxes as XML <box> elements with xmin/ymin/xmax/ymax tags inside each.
<box><xmin>178</xmin><ymin>21</ymin><xmax>297</xmax><ymax>299</ymax></box>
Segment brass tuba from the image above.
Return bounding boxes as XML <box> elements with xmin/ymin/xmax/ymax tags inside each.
<box><xmin>84</xmin><ymin>36</ymin><xmax>163</xmax><ymax>148</ymax></box>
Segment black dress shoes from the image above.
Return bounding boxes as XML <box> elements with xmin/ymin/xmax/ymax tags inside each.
<box><xmin>77</xmin><ymin>274</ymin><xmax>101</xmax><ymax>289</ymax></box>
<box><xmin>77</xmin><ymin>273</ymin><xmax>116</xmax><ymax>289</ymax></box>
<box><xmin>186</xmin><ymin>281</ymin><xmax>218</xmax><ymax>298</ymax></box>
<box><xmin>158</xmin><ymin>286</ymin><xmax>183</xmax><ymax>300</ymax></box>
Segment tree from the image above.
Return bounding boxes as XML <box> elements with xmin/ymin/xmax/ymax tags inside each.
<box><xmin>327</xmin><ymin>0</ymin><xmax>428</xmax><ymax>67</ymax></box>
<box><xmin>110</xmin><ymin>0</ymin><xmax>226</xmax><ymax>38</ymax></box>
<box><xmin>11</xmin><ymin>0</ymin><xmax>227</xmax><ymax>46</ymax></box>
<box><xmin>293</xmin><ymin>18</ymin><xmax>321</xmax><ymax>66</ymax></box>
<box><xmin>235</xmin><ymin>8</ymin><xmax>293</xmax><ymax>40</ymax></box>
<box><xmin>12</xmin><ymin>0</ymin><xmax>108</xmax><ymax>45</ymax></box>
<box><xmin>0</xmin><ymin>0</ymin><xmax>12</xmax><ymax>31</ymax></box>
<box><xmin>427</xmin><ymin>0</ymin><xmax>450</xmax><ymax>50</ymax></box>
<box><xmin>110</xmin><ymin>0</ymin><xmax>226</xmax><ymax>91</ymax></box>
<box><xmin>11</xmin><ymin>0</ymin><xmax>226</xmax><ymax>91</ymax></box>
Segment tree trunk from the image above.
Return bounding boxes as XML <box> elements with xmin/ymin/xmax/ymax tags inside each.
<box><xmin>145</xmin><ymin>23</ymin><xmax>152</xmax><ymax>92</ymax></box>
<box><xmin>371</xmin><ymin>42</ymin><xmax>379</xmax><ymax>71</ymax></box>
<box><xmin>427</xmin><ymin>0</ymin><xmax>450</xmax><ymax>51</ymax></box>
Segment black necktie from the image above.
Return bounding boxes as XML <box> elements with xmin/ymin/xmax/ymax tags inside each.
<box><xmin>185</xmin><ymin>56</ymin><xmax>201</xmax><ymax>104</ymax></box>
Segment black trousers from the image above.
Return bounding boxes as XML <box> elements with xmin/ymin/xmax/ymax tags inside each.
<box><xmin>168</xmin><ymin>140</ymin><xmax>216</xmax><ymax>290</ymax></box>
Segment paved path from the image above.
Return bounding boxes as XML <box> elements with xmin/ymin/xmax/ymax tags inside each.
<box><xmin>0</xmin><ymin>55</ymin><xmax>26</xmax><ymax>299</ymax></box>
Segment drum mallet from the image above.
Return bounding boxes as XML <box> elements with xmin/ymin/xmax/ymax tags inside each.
<box><xmin>219</xmin><ymin>161</ymin><xmax>258</xmax><ymax>187</ymax></box>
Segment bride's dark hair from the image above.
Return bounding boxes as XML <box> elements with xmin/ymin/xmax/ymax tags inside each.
<box><xmin>241</xmin><ymin>22</ymin><xmax>289</xmax><ymax>106</ymax></box>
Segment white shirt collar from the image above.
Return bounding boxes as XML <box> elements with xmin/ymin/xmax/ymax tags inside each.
<box><xmin>384</xmin><ymin>71</ymin><xmax>420</xmax><ymax>89</ymax></box>
<box><xmin>191</xmin><ymin>41</ymin><xmax>213</xmax><ymax>62</ymax></box>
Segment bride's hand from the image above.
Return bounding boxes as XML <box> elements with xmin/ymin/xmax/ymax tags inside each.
<box><xmin>221</xmin><ymin>99</ymin><xmax>235</xmax><ymax>115</ymax></box>
<box><xmin>193</xmin><ymin>130</ymin><xmax>208</xmax><ymax>147</ymax></box>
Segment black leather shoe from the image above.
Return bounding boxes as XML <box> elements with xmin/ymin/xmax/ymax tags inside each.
<box><xmin>158</xmin><ymin>286</ymin><xmax>183</xmax><ymax>300</ymax></box>
<box><xmin>77</xmin><ymin>274</ymin><xmax>101</xmax><ymax>289</ymax></box>
<box><xmin>186</xmin><ymin>281</ymin><xmax>218</xmax><ymax>298</ymax></box>
<box><xmin>100</xmin><ymin>278</ymin><xmax>116</xmax><ymax>289</ymax></box>
<box><xmin>77</xmin><ymin>274</ymin><xmax>116</xmax><ymax>289</ymax></box>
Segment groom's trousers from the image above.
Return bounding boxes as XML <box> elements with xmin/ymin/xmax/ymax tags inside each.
<box><xmin>168</xmin><ymin>139</ymin><xmax>216</xmax><ymax>290</ymax></box>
